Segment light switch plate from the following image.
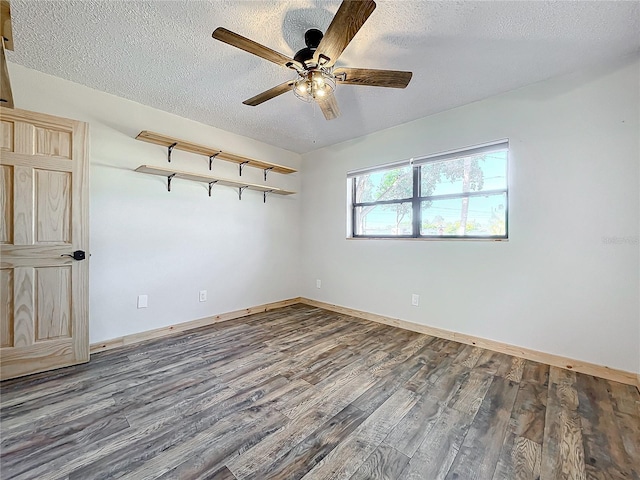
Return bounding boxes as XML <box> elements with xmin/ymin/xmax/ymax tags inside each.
<box><xmin>137</xmin><ymin>295</ymin><xmax>148</xmax><ymax>309</ymax></box>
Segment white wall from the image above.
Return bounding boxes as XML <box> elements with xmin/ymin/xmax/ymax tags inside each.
<box><xmin>10</xmin><ymin>63</ymin><xmax>302</xmax><ymax>344</ymax></box>
<box><xmin>300</xmin><ymin>55</ymin><xmax>640</xmax><ymax>374</ymax></box>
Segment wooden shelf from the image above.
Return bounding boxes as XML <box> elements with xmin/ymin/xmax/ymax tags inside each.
<box><xmin>135</xmin><ymin>131</ymin><xmax>296</xmax><ymax>176</ymax></box>
<box><xmin>135</xmin><ymin>165</ymin><xmax>295</xmax><ymax>200</ymax></box>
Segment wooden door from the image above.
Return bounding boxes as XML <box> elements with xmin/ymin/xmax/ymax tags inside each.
<box><xmin>0</xmin><ymin>107</ymin><xmax>89</xmax><ymax>380</ymax></box>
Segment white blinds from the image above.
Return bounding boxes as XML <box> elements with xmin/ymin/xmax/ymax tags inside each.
<box><xmin>412</xmin><ymin>140</ymin><xmax>509</xmax><ymax>166</ymax></box>
<box><xmin>347</xmin><ymin>139</ymin><xmax>509</xmax><ymax>178</ymax></box>
<box><xmin>346</xmin><ymin>159</ymin><xmax>411</xmax><ymax>178</ymax></box>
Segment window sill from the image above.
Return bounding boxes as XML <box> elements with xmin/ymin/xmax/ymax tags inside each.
<box><xmin>346</xmin><ymin>237</ymin><xmax>509</xmax><ymax>242</ymax></box>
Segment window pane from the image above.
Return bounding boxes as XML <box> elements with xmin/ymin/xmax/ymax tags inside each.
<box><xmin>420</xmin><ymin>150</ymin><xmax>507</xmax><ymax>197</ymax></box>
<box><xmin>355</xmin><ymin>165</ymin><xmax>413</xmax><ymax>203</ymax></box>
<box><xmin>420</xmin><ymin>193</ymin><xmax>507</xmax><ymax>237</ymax></box>
<box><xmin>354</xmin><ymin>202</ymin><xmax>413</xmax><ymax>236</ymax></box>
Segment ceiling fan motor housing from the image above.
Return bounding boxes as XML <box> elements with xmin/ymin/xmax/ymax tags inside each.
<box><xmin>305</xmin><ymin>28</ymin><xmax>323</xmax><ymax>48</ymax></box>
<box><xmin>294</xmin><ymin>28</ymin><xmax>324</xmax><ymax>66</ymax></box>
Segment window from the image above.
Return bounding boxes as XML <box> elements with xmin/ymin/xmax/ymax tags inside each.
<box><xmin>349</xmin><ymin>141</ymin><xmax>508</xmax><ymax>239</ymax></box>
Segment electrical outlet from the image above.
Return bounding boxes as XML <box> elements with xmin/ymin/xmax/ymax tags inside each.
<box><xmin>199</xmin><ymin>290</ymin><xmax>207</xmax><ymax>302</ymax></box>
<box><xmin>411</xmin><ymin>294</ymin><xmax>420</xmax><ymax>307</ymax></box>
<box><xmin>137</xmin><ymin>295</ymin><xmax>148</xmax><ymax>309</ymax></box>
<box><xmin>316</xmin><ymin>279</ymin><xmax>322</xmax><ymax>289</ymax></box>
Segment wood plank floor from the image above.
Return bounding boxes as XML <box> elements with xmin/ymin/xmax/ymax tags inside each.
<box><xmin>1</xmin><ymin>304</ymin><xmax>639</xmax><ymax>479</ymax></box>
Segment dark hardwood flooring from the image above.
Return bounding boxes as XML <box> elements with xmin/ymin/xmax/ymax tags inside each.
<box><xmin>1</xmin><ymin>304</ymin><xmax>639</xmax><ymax>479</ymax></box>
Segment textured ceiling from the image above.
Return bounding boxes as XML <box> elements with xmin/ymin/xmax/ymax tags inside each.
<box><xmin>8</xmin><ymin>0</ymin><xmax>640</xmax><ymax>153</ymax></box>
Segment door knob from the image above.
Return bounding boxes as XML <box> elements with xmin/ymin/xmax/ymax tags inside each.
<box><xmin>61</xmin><ymin>250</ymin><xmax>86</xmax><ymax>261</ymax></box>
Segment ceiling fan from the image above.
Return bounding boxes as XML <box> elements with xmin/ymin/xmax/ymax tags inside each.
<box><xmin>212</xmin><ymin>0</ymin><xmax>412</xmax><ymax>120</ymax></box>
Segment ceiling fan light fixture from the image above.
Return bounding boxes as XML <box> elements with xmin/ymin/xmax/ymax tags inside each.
<box><xmin>293</xmin><ymin>69</ymin><xmax>336</xmax><ymax>103</ymax></box>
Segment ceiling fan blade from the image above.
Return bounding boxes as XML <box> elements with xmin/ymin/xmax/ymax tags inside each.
<box><xmin>243</xmin><ymin>81</ymin><xmax>295</xmax><ymax>106</ymax></box>
<box><xmin>334</xmin><ymin>67</ymin><xmax>412</xmax><ymax>88</ymax></box>
<box><xmin>317</xmin><ymin>93</ymin><xmax>340</xmax><ymax>120</ymax></box>
<box><xmin>213</xmin><ymin>27</ymin><xmax>300</xmax><ymax>69</ymax></box>
<box><xmin>314</xmin><ymin>0</ymin><xmax>376</xmax><ymax>67</ymax></box>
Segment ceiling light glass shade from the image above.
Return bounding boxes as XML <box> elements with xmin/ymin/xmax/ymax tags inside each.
<box><xmin>293</xmin><ymin>69</ymin><xmax>336</xmax><ymax>103</ymax></box>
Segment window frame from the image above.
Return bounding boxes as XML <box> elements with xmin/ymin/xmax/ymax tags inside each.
<box><xmin>349</xmin><ymin>141</ymin><xmax>509</xmax><ymax>240</ymax></box>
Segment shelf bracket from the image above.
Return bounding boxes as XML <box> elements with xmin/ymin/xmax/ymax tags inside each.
<box><xmin>167</xmin><ymin>173</ymin><xmax>176</xmax><ymax>192</ymax></box>
<box><xmin>238</xmin><ymin>186</ymin><xmax>249</xmax><ymax>200</ymax></box>
<box><xmin>263</xmin><ymin>189</ymin><xmax>274</xmax><ymax>203</ymax></box>
<box><xmin>167</xmin><ymin>142</ymin><xmax>177</xmax><ymax>163</ymax></box>
<box><xmin>263</xmin><ymin>167</ymin><xmax>274</xmax><ymax>181</ymax></box>
<box><xmin>208</xmin><ymin>180</ymin><xmax>218</xmax><ymax>197</ymax></box>
<box><xmin>238</xmin><ymin>161</ymin><xmax>249</xmax><ymax>176</ymax></box>
<box><xmin>208</xmin><ymin>152</ymin><xmax>220</xmax><ymax>171</ymax></box>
